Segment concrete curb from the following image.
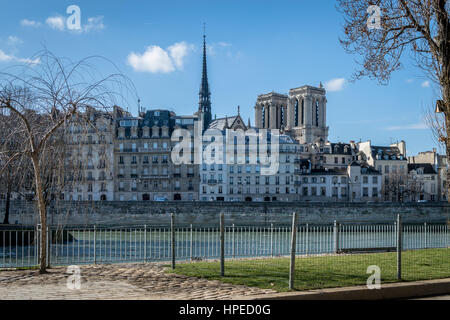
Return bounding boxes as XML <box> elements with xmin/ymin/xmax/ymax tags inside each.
<box><xmin>243</xmin><ymin>278</ymin><xmax>450</xmax><ymax>300</ymax></box>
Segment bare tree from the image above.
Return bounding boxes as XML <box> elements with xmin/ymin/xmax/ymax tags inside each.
<box><xmin>0</xmin><ymin>50</ymin><xmax>133</xmax><ymax>273</ymax></box>
<box><xmin>337</xmin><ymin>0</ymin><xmax>449</xmax><ymax>200</ymax></box>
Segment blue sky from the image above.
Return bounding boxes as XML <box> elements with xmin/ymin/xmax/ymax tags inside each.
<box><xmin>0</xmin><ymin>0</ymin><xmax>440</xmax><ymax>155</ymax></box>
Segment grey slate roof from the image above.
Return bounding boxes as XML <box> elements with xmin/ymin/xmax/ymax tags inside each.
<box><xmin>408</xmin><ymin>163</ymin><xmax>437</xmax><ymax>174</ymax></box>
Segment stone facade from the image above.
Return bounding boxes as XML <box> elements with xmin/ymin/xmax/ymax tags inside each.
<box><xmin>3</xmin><ymin>200</ymin><xmax>448</xmax><ymax>226</ymax></box>
<box><xmin>64</xmin><ymin>108</ymin><xmax>115</xmax><ymax>201</ymax></box>
<box><xmin>114</xmin><ymin>109</ymin><xmax>199</xmax><ymax>201</ymax></box>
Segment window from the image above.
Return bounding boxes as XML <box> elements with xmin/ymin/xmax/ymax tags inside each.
<box><xmin>385</xmin><ymin>165</ymin><xmax>389</xmax><ymax>174</ymax></box>
<box><xmin>302</xmin><ymin>187</ymin><xmax>308</xmax><ymax>196</ymax></box>
<box><xmin>363</xmin><ymin>176</ymin><xmax>368</xmax><ymax>184</ymax></box>
<box><xmin>372</xmin><ymin>187</ymin><xmax>378</xmax><ymax>197</ymax></box>
<box><xmin>372</xmin><ymin>176</ymin><xmax>378</xmax><ymax>184</ymax></box>
<box><xmin>363</xmin><ymin>187</ymin><xmax>369</xmax><ymax>197</ymax></box>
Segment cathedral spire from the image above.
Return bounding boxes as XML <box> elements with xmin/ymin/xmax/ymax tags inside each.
<box><xmin>198</xmin><ymin>25</ymin><xmax>212</xmax><ymax>132</ymax></box>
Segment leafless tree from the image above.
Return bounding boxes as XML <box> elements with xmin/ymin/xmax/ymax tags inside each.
<box><xmin>0</xmin><ymin>118</ymin><xmax>33</xmax><ymax>224</ymax></box>
<box><xmin>0</xmin><ymin>50</ymin><xmax>134</xmax><ymax>273</ymax></box>
<box><xmin>337</xmin><ymin>0</ymin><xmax>450</xmax><ymax>200</ymax></box>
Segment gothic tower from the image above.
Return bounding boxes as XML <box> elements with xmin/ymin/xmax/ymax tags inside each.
<box><xmin>254</xmin><ymin>85</ymin><xmax>328</xmax><ymax>144</ymax></box>
<box><xmin>198</xmin><ymin>32</ymin><xmax>212</xmax><ymax>132</ymax></box>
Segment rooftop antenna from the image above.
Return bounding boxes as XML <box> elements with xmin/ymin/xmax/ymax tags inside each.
<box><xmin>138</xmin><ymin>98</ymin><xmax>141</xmax><ymax>114</ymax></box>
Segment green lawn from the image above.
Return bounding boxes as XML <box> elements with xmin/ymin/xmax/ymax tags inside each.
<box><xmin>166</xmin><ymin>248</ymin><xmax>450</xmax><ymax>292</ymax></box>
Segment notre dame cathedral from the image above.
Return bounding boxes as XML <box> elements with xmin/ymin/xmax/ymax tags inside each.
<box><xmin>254</xmin><ymin>85</ymin><xmax>329</xmax><ymax>144</ymax></box>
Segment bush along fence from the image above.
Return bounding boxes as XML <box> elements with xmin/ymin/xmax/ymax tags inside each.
<box><xmin>0</xmin><ymin>213</ymin><xmax>449</xmax><ymax>290</ymax></box>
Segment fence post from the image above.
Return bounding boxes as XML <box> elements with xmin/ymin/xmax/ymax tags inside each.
<box><xmin>93</xmin><ymin>225</ymin><xmax>97</xmax><ymax>265</ymax></box>
<box><xmin>333</xmin><ymin>220</ymin><xmax>340</xmax><ymax>254</ymax></box>
<box><xmin>36</xmin><ymin>224</ymin><xmax>41</xmax><ymax>266</ymax></box>
<box><xmin>305</xmin><ymin>223</ymin><xmax>309</xmax><ymax>256</ymax></box>
<box><xmin>270</xmin><ymin>223</ymin><xmax>274</xmax><ymax>257</ymax></box>
<box><xmin>424</xmin><ymin>222</ymin><xmax>427</xmax><ymax>249</ymax></box>
<box><xmin>144</xmin><ymin>225</ymin><xmax>147</xmax><ymax>263</ymax></box>
<box><xmin>289</xmin><ymin>212</ymin><xmax>298</xmax><ymax>290</ymax></box>
<box><xmin>396</xmin><ymin>214</ymin><xmax>402</xmax><ymax>280</ymax></box>
<box><xmin>232</xmin><ymin>223</ymin><xmax>235</xmax><ymax>259</ymax></box>
<box><xmin>220</xmin><ymin>213</ymin><xmax>225</xmax><ymax>277</ymax></box>
<box><xmin>171</xmin><ymin>213</ymin><xmax>175</xmax><ymax>269</ymax></box>
<box><xmin>190</xmin><ymin>224</ymin><xmax>193</xmax><ymax>261</ymax></box>
<box><xmin>46</xmin><ymin>226</ymin><xmax>51</xmax><ymax>268</ymax></box>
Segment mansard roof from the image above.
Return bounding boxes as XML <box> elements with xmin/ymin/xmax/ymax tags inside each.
<box><xmin>310</xmin><ymin>168</ymin><xmax>347</xmax><ymax>175</ymax></box>
<box><xmin>371</xmin><ymin>145</ymin><xmax>405</xmax><ymax>160</ymax></box>
<box><xmin>329</xmin><ymin>142</ymin><xmax>353</xmax><ymax>155</ymax></box>
<box><xmin>408</xmin><ymin>163</ymin><xmax>437</xmax><ymax>175</ymax></box>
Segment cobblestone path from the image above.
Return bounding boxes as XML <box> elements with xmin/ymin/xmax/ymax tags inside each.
<box><xmin>0</xmin><ymin>263</ymin><xmax>276</xmax><ymax>300</ymax></box>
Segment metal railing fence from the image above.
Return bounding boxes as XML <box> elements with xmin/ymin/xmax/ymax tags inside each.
<box><xmin>1</xmin><ymin>219</ymin><xmax>448</xmax><ymax>270</ymax></box>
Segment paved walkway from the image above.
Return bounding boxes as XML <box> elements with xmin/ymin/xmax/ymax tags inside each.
<box><xmin>0</xmin><ymin>263</ymin><xmax>276</xmax><ymax>300</ymax></box>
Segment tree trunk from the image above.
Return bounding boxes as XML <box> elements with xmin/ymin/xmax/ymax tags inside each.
<box><xmin>3</xmin><ymin>189</ymin><xmax>11</xmax><ymax>225</ymax></box>
<box><xmin>31</xmin><ymin>154</ymin><xmax>47</xmax><ymax>274</ymax></box>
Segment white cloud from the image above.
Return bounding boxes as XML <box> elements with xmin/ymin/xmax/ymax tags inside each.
<box><xmin>20</xmin><ymin>19</ymin><xmax>41</xmax><ymax>27</ymax></box>
<box><xmin>127</xmin><ymin>46</ymin><xmax>175</xmax><ymax>73</ymax></box>
<box><xmin>82</xmin><ymin>16</ymin><xmax>105</xmax><ymax>33</ymax></box>
<box><xmin>218</xmin><ymin>42</ymin><xmax>232</xmax><ymax>47</ymax></box>
<box><xmin>385</xmin><ymin>122</ymin><xmax>428</xmax><ymax>131</ymax></box>
<box><xmin>168</xmin><ymin>42</ymin><xmax>194</xmax><ymax>69</ymax></box>
<box><xmin>0</xmin><ymin>50</ymin><xmax>13</xmax><ymax>62</ymax></box>
<box><xmin>421</xmin><ymin>80</ymin><xmax>430</xmax><ymax>88</ymax></box>
<box><xmin>0</xmin><ymin>49</ymin><xmax>39</xmax><ymax>65</ymax></box>
<box><xmin>127</xmin><ymin>42</ymin><xmax>194</xmax><ymax>73</ymax></box>
<box><xmin>46</xmin><ymin>16</ymin><xmax>65</xmax><ymax>31</ymax></box>
<box><xmin>406</xmin><ymin>78</ymin><xmax>414</xmax><ymax>83</ymax></box>
<box><xmin>324</xmin><ymin>78</ymin><xmax>346</xmax><ymax>92</ymax></box>
<box><xmin>7</xmin><ymin>36</ymin><xmax>23</xmax><ymax>46</ymax></box>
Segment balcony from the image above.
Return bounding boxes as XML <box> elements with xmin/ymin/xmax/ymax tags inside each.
<box><xmin>173</xmin><ymin>173</ymin><xmax>181</xmax><ymax>178</ymax></box>
<box><xmin>294</xmin><ymin>181</ymin><xmax>301</xmax><ymax>186</ymax></box>
<box><xmin>187</xmin><ymin>173</ymin><xmax>195</xmax><ymax>177</ymax></box>
<box><xmin>208</xmin><ymin>179</ymin><xmax>218</xmax><ymax>185</ymax></box>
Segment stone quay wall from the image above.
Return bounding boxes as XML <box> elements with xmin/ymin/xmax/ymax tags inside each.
<box><xmin>1</xmin><ymin>200</ymin><xmax>449</xmax><ymax>227</ymax></box>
